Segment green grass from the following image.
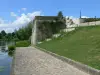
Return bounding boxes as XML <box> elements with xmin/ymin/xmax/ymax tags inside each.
<box><xmin>37</xmin><ymin>26</ymin><xmax>100</xmax><ymax>70</ymax></box>
<box><xmin>16</xmin><ymin>40</ymin><xmax>30</xmax><ymax>47</ymax></box>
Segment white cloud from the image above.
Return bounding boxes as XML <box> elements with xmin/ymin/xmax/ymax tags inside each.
<box><xmin>0</xmin><ymin>18</ymin><xmax>4</xmax><ymax>24</ymax></box>
<box><xmin>0</xmin><ymin>11</ymin><xmax>41</xmax><ymax>33</ymax></box>
<box><xmin>21</xmin><ymin>8</ymin><xmax>27</xmax><ymax>11</ymax></box>
<box><xmin>12</xmin><ymin>11</ymin><xmax>41</xmax><ymax>28</ymax></box>
<box><xmin>18</xmin><ymin>8</ymin><xmax>27</xmax><ymax>13</ymax></box>
<box><xmin>66</xmin><ymin>16</ymin><xmax>76</xmax><ymax>19</ymax></box>
<box><xmin>81</xmin><ymin>16</ymin><xmax>89</xmax><ymax>18</ymax></box>
<box><xmin>10</xmin><ymin>12</ymin><xmax>18</xmax><ymax>17</ymax></box>
<box><xmin>27</xmin><ymin>11</ymin><xmax>41</xmax><ymax>19</ymax></box>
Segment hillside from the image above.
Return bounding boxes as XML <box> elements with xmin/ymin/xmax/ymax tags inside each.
<box><xmin>38</xmin><ymin>26</ymin><xmax>100</xmax><ymax>70</ymax></box>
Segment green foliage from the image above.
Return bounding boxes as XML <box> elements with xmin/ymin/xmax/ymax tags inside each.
<box><xmin>16</xmin><ymin>22</ymin><xmax>32</xmax><ymax>40</ymax></box>
<box><xmin>37</xmin><ymin>11</ymin><xmax>66</xmax><ymax>41</ymax></box>
<box><xmin>16</xmin><ymin>40</ymin><xmax>30</xmax><ymax>47</ymax></box>
<box><xmin>0</xmin><ymin>30</ymin><xmax>18</xmax><ymax>41</ymax></box>
<box><xmin>8</xmin><ymin>45</ymin><xmax>16</xmax><ymax>57</ymax></box>
<box><xmin>0</xmin><ymin>33</ymin><xmax>2</xmax><ymax>39</ymax></box>
<box><xmin>38</xmin><ymin>26</ymin><xmax>100</xmax><ymax>70</ymax></box>
<box><xmin>0</xmin><ymin>30</ymin><xmax>7</xmax><ymax>40</ymax></box>
<box><xmin>1</xmin><ymin>30</ymin><xmax>6</xmax><ymax>36</ymax></box>
<box><xmin>38</xmin><ymin>21</ymin><xmax>53</xmax><ymax>41</ymax></box>
<box><xmin>38</xmin><ymin>18</ymin><xmax>66</xmax><ymax>41</ymax></box>
<box><xmin>8</xmin><ymin>51</ymin><xmax>14</xmax><ymax>57</ymax></box>
<box><xmin>8</xmin><ymin>45</ymin><xmax>16</xmax><ymax>51</ymax></box>
<box><xmin>57</xmin><ymin>11</ymin><xmax>66</xmax><ymax>24</ymax></box>
<box><xmin>57</xmin><ymin>11</ymin><xmax>63</xmax><ymax>19</ymax></box>
<box><xmin>84</xmin><ymin>18</ymin><xmax>100</xmax><ymax>22</ymax></box>
<box><xmin>0</xmin><ymin>21</ymin><xmax>32</xmax><ymax>41</ymax></box>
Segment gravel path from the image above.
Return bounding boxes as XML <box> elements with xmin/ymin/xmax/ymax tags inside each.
<box><xmin>12</xmin><ymin>47</ymin><xmax>90</xmax><ymax>75</ymax></box>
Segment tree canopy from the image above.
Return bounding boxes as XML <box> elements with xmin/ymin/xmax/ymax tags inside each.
<box><xmin>57</xmin><ymin>11</ymin><xmax>63</xmax><ymax>19</ymax></box>
<box><xmin>0</xmin><ymin>21</ymin><xmax>32</xmax><ymax>41</ymax></box>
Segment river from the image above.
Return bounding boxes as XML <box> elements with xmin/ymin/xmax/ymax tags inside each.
<box><xmin>0</xmin><ymin>41</ymin><xmax>15</xmax><ymax>75</ymax></box>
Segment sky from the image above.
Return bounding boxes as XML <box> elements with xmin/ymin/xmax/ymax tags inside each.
<box><xmin>0</xmin><ymin>0</ymin><xmax>100</xmax><ymax>33</ymax></box>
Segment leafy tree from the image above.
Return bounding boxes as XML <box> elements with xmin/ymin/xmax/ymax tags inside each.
<box><xmin>1</xmin><ymin>30</ymin><xmax>6</xmax><ymax>36</ymax></box>
<box><xmin>6</xmin><ymin>33</ymin><xmax>12</xmax><ymax>40</ymax></box>
<box><xmin>15</xmin><ymin>21</ymin><xmax>32</xmax><ymax>40</ymax></box>
<box><xmin>57</xmin><ymin>11</ymin><xmax>63</xmax><ymax>19</ymax></box>
<box><xmin>57</xmin><ymin>11</ymin><xmax>66</xmax><ymax>24</ymax></box>
<box><xmin>0</xmin><ymin>33</ymin><xmax>2</xmax><ymax>39</ymax></box>
<box><xmin>12</xmin><ymin>32</ymin><xmax>15</xmax><ymax>37</ymax></box>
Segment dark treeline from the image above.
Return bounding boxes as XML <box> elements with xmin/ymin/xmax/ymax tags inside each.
<box><xmin>84</xmin><ymin>18</ymin><xmax>100</xmax><ymax>22</ymax></box>
<box><xmin>0</xmin><ymin>22</ymin><xmax>32</xmax><ymax>41</ymax></box>
<box><xmin>0</xmin><ymin>30</ymin><xmax>17</xmax><ymax>41</ymax></box>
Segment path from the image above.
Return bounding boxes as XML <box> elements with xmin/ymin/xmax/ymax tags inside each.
<box><xmin>12</xmin><ymin>47</ymin><xmax>90</xmax><ymax>75</ymax></box>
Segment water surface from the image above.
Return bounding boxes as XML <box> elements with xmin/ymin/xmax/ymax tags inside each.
<box><xmin>0</xmin><ymin>41</ymin><xmax>14</xmax><ymax>75</ymax></box>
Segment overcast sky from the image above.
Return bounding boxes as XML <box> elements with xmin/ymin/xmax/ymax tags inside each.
<box><xmin>0</xmin><ymin>0</ymin><xmax>100</xmax><ymax>33</ymax></box>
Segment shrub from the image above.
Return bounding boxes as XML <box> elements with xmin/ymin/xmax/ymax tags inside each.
<box><xmin>8</xmin><ymin>45</ymin><xmax>16</xmax><ymax>51</ymax></box>
<box><xmin>8</xmin><ymin>51</ymin><xmax>14</xmax><ymax>57</ymax></box>
<box><xmin>16</xmin><ymin>40</ymin><xmax>30</xmax><ymax>47</ymax></box>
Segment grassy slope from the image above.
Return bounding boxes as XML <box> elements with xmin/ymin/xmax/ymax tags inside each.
<box><xmin>38</xmin><ymin>26</ymin><xmax>100</xmax><ymax>70</ymax></box>
<box><xmin>16</xmin><ymin>40</ymin><xmax>30</xmax><ymax>47</ymax></box>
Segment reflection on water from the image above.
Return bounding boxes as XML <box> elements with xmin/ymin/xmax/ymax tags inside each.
<box><xmin>0</xmin><ymin>46</ymin><xmax>8</xmax><ymax>53</ymax></box>
<box><xmin>8</xmin><ymin>51</ymin><xmax>14</xmax><ymax>57</ymax></box>
<box><xmin>0</xmin><ymin>41</ymin><xmax>15</xmax><ymax>75</ymax></box>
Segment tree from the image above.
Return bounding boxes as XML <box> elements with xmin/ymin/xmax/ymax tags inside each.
<box><xmin>0</xmin><ymin>33</ymin><xmax>2</xmax><ymax>39</ymax></box>
<box><xmin>57</xmin><ymin>11</ymin><xmax>63</xmax><ymax>19</ymax></box>
<box><xmin>1</xmin><ymin>30</ymin><xmax>6</xmax><ymax>36</ymax></box>
<box><xmin>12</xmin><ymin>32</ymin><xmax>15</xmax><ymax>37</ymax></box>
<box><xmin>15</xmin><ymin>21</ymin><xmax>32</xmax><ymax>40</ymax></box>
<box><xmin>6</xmin><ymin>33</ymin><xmax>12</xmax><ymax>40</ymax></box>
<box><xmin>0</xmin><ymin>30</ymin><xmax>6</xmax><ymax>40</ymax></box>
<box><xmin>57</xmin><ymin>11</ymin><xmax>66</xmax><ymax>29</ymax></box>
<box><xmin>57</xmin><ymin>11</ymin><xmax>66</xmax><ymax>23</ymax></box>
